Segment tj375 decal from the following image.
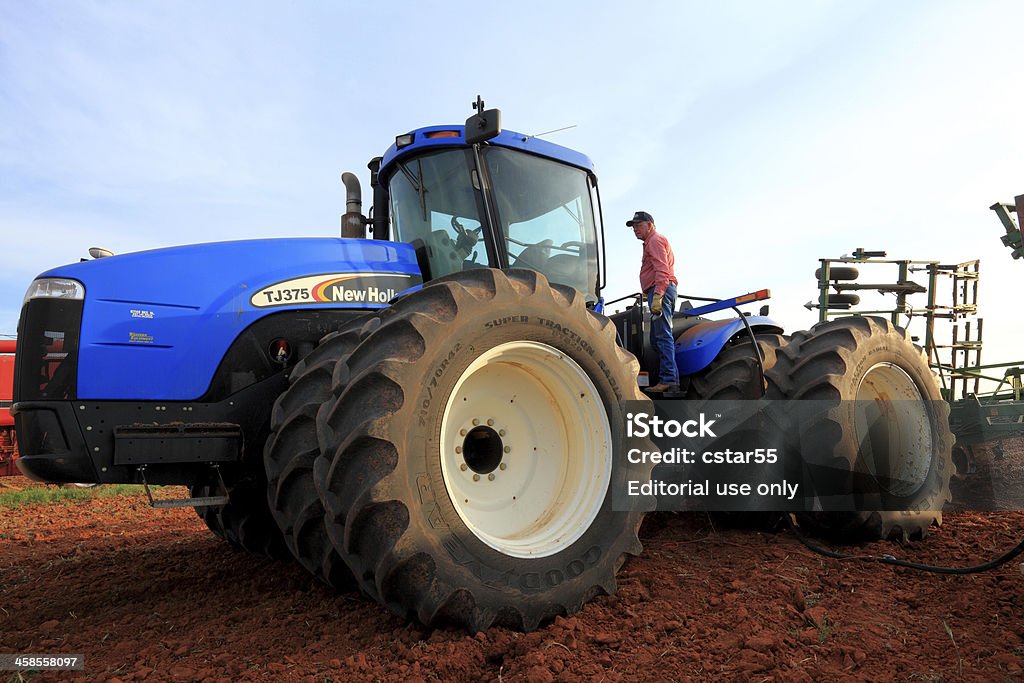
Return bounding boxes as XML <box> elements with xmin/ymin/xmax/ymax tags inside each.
<box><xmin>250</xmin><ymin>273</ymin><xmax>420</xmax><ymax>308</ymax></box>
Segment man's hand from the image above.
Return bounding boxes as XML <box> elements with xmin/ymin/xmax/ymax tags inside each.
<box><xmin>651</xmin><ymin>293</ymin><xmax>663</xmax><ymax>316</ymax></box>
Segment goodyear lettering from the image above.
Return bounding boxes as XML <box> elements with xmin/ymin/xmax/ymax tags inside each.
<box><xmin>518</xmin><ymin>545</ymin><xmax>602</xmax><ymax>592</ymax></box>
<box><xmin>421</xmin><ymin>464</ymin><xmax>605</xmax><ymax>591</ymax></box>
<box><xmin>521</xmin><ymin>572</ymin><xmax>541</xmax><ymax>591</ymax></box>
<box><xmin>440</xmin><ymin>531</ymin><xmax>602</xmax><ymax>592</ymax></box>
<box><xmin>441</xmin><ymin>535</ymin><xmax>514</xmax><ymax>587</ymax></box>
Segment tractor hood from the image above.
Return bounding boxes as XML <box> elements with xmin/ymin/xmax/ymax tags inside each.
<box><xmin>29</xmin><ymin>238</ymin><xmax>420</xmax><ymax>400</ymax></box>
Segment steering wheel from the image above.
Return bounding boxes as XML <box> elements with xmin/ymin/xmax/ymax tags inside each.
<box><xmin>450</xmin><ymin>216</ymin><xmax>483</xmax><ymax>262</ymax></box>
<box><xmin>513</xmin><ymin>239</ymin><xmax>553</xmax><ymax>269</ymax></box>
<box><xmin>557</xmin><ymin>241</ymin><xmax>586</xmax><ymax>254</ymax></box>
<box><xmin>451</xmin><ymin>216</ymin><xmax>482</xmax><ymax>238</ymax></box>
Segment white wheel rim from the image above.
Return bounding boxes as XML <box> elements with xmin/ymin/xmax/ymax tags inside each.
<box><xmin>439</xmin><ymin>341</ymin><xmax>612</xmax><ymax>558</ymax></box>
<box><xmin>855</xmin><ymin>362</ymin><xmax>933</xmax><ymax>497</ymax></box>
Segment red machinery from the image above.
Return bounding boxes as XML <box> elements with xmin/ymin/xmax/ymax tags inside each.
<box><xmin>0</xmin><ymin>339</ymin><xmax>18</xmax><ymax>476</ymax></box>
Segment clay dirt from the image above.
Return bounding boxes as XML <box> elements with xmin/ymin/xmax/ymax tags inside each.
<box><xmin>1</xmin><ymin>440</ymin><xmax>1022</xmax><ymax>682</ymax></box>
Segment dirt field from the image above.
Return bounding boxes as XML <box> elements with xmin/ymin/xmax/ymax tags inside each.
<box><xmin>2</xmin><ymin>442</ymin><xmax>1023</xmax><ymax>682</ymax></box>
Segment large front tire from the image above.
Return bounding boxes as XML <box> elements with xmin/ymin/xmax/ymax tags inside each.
<box><xmin>190</xmin><ymin>457</ymin><xmax>289</xmax><ymax>559</ymax></box>
<box><xmin>314</xmin><ymin>269</ymin><xmax>649</xmax><ymax>632</ymax></box>
<box><xmin>263</xmin><ymin>328</ymin><xmax>361</xmax><ymax>587</ymax></box>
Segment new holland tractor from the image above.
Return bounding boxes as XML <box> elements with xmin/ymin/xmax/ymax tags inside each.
<box><xmin>11</xmin><ymin>100</ymin><xmax>953</xmax><ymax>632</ymax></box>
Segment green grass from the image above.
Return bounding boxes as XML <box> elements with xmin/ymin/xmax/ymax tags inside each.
<box><xmin>0</xmin><ymin>484</ymin><xmax>149</xmax><ymax>508</ymax></box>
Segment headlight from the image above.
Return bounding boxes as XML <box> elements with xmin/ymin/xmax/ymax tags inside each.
<box><xmin>23</xmin><ymin>278</ymin><xmax>85</xmax><ymax>305</ymax></box>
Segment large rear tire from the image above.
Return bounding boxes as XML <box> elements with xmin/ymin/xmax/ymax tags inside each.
<box><xmin>684</xmin><ymin>333</ymin><xmax>791</xmax><ymax>520</ymax></box>
<box><xmin>314</xmin><ymin>269</ymin><xmax>650</xmax><ymax>632</ymax></box>
<box><xmin>686</xmin><ymin>333</ymin><xmax>789</xmax><ymax>400</ymax></box>
<box><xmin>779</xmin><ymin>317</ymin><xmax>953</xmax><ymax>541</ymax></box>
<box><xmin>263</xmin><ymin>328</ymin><xmax>362</xmax><ymax>587</ymax></box>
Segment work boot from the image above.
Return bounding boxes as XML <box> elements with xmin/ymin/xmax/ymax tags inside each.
<box><xmin>645</xmin><ymin>382</ymin><xmax>679</xmax><ymax>394</ymax></box>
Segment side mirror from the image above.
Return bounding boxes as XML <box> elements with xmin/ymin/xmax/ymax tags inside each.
<box><xmin>465</xmin><ymin>108</ymin><xmax>501</xmax><ymax>144</ymax></box>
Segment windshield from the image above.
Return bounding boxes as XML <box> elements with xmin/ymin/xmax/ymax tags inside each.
<box><xmin>484</xmin><ymin>147</ymin><xmax>600</xmax><ymax>299</ymax></box>
<box><xmin>386</xmin><ymin>145</ymin><xmax>602</xmax><ymax>298</ymax></box>
<box><xmin>388</xmin><ymin>149</ymin><xmax>489</xmax><ymax>279</ymax></box>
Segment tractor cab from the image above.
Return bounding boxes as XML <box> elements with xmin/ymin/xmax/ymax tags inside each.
<box><xmin>367</xmin><ymin>101</ymin><xmax>604</xmax><ymax>303</ymax></box>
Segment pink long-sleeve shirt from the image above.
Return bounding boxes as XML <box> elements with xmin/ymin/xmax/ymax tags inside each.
<box><xmin>640</xmin><ymin>228</ymin><xmax>677</xmax><ymax>295</ymax></box>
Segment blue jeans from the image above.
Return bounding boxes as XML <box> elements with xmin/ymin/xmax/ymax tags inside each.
<box><xmin>647</xmin><ymin>283</ymin><xmax>678</xmax><ymax>385</ymax></box>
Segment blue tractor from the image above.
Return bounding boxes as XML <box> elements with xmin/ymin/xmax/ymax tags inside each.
<box><xmin>12</xmin><ymin>100</ymin><xmax>952</xmax><ymax>631</ymax></box>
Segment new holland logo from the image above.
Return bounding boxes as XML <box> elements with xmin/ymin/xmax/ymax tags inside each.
<box><xmin>251</xmin><ymin>273</ymin><xmax>419</xmax><ymax>308</ymax></box>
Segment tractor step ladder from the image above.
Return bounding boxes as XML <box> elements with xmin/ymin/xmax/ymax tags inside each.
<box><xmin>138</xmin><ymin>463</ymin><xmax>229</xmax><ymax>509</ymax></box>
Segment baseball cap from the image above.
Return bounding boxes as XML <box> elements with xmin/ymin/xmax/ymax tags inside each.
<box><xmin>626</xmin><ymin>211</ymin><xmax>654</xmax><ymax>227</ymax></box>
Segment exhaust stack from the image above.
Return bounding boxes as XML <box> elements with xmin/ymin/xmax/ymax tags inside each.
<box><xmin>340</xmin><ymin>172</ymin><xmax>366</xmax><ymax>238</ymax></box>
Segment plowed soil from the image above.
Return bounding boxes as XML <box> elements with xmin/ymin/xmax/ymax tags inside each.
<box><xmin>2</xmin><ymin>441</ymin><xmax>1023</xmax><ymax>682</ymax></box>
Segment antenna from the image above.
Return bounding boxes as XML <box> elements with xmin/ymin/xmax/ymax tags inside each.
<box><xmin>523</xmin><ymin>124</ymin><xmax>577</xmax><ymax>141</ymax></box>
<box><xmin>472</xmin><ymin>95</ymin><xmax>485</xmax><ymax>113</ymax></box>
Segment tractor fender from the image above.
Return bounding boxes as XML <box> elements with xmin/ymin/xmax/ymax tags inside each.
<box><xmin>674</xmin><ymin>316</ymin><xmax>783</xmax><ymax>377</ymax></box>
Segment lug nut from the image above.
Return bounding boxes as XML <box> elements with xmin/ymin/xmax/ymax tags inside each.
<box><xmin>488</xmin><ymin>473</ymin><xmax>495</xmax><ymax>481</ymax></box>
<box><xmin>499</xmin><ymin>429</ymin><xmax>506</xmax><ymax>436</ymax></box>
<box><xmin>473</xmin><ymin>474</ymin><xmax>480</xmax><ymax>482</ymax></box>
<box><xmin>455</xmin><ymin>446</ymin><xmax>462</xmax><ymax>454</ymax></box>
<box><xmin>460</xmin><ymin>429</ymin><xmax>467</xmax><ymax>436</ymax></box>
<box><xmin>487</xmin><ymin>419</ymin><xmax>494</xmax><ymax>426</ymax></box>
<box><xmin>460</xmin><ymin>464</ymin><xmax>467</xmax><ymax>471</ymax></box>
<box><xmin>504</xmin><ymin>446</ymin><xmax>511</xmax><ymax>453</ymax></box>
<box><xmin>472</xmin><ymin>418</ymin><xmax>479</xmax><ymax>426</ymax></box>
<box><xmin>499</xmin><ymin>463</ymin><xmax>507</xmax><ymax>471</ymax></box>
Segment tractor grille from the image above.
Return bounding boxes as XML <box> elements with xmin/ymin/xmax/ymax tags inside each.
<box><xmin>14</xmin><ymin>298</ymin><xmax>83</xmax><ymax>401</ymax></box>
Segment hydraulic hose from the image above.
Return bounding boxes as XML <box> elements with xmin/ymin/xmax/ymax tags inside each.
<box><xmin>785</xmin><ymin>514</ymin><xmax>1024</xmax><ymax>575</ymax></box>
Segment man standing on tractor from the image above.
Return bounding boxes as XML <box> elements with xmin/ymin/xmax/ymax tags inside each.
<box><xmin>628</xmin><ymin>210</ymin><xmax>679</xmax><ymax>393</ymax></box>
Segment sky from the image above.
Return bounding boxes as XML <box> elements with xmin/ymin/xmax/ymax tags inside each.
<box><xmin>2</xmin><ymin>0</ymin><xmax>1022</xmax><ymax>388</ymax></box>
